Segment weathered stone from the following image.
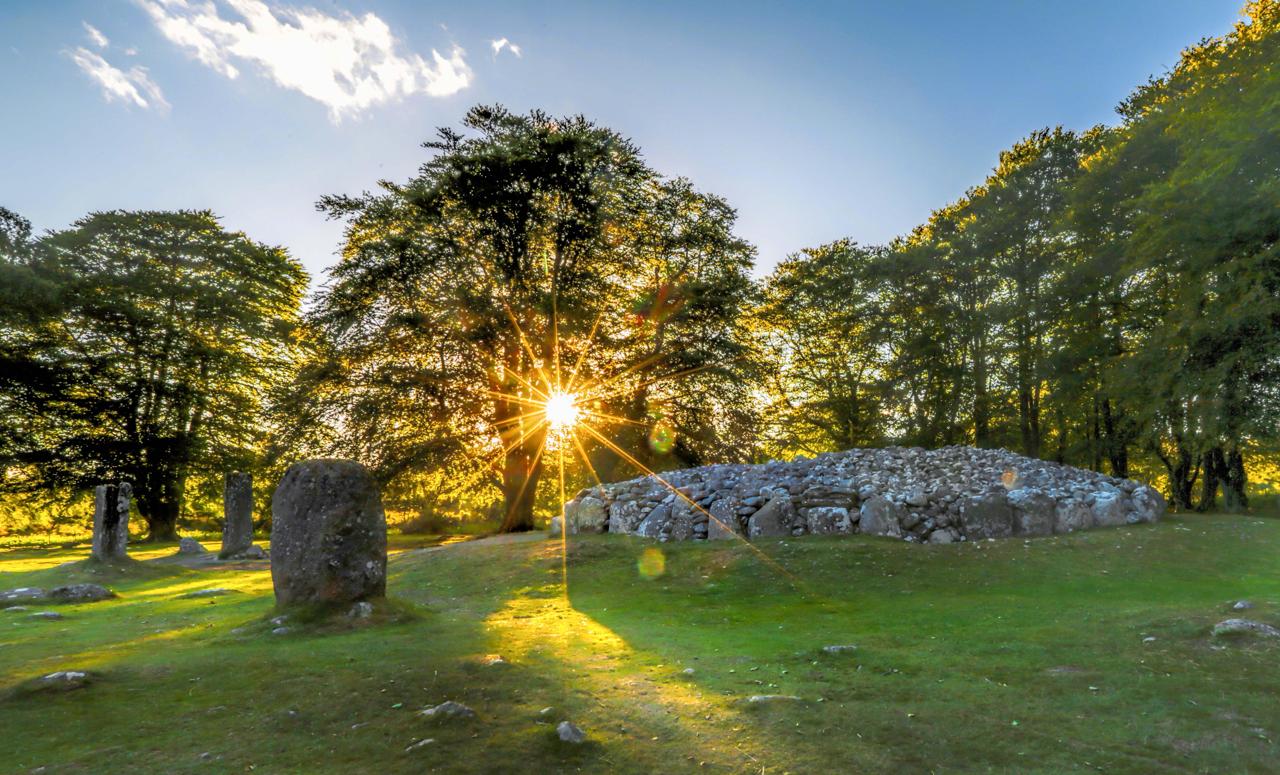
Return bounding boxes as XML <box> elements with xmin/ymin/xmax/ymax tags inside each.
<box><xmin>1091</xmin><ymin>490</ymin><xmax>1126</xmax><ymax>527</ymax></box>
<box><xmin>747</xmin><ymin>495</ymin><xmax>793</xmax><ymax>538</ymax></box>
<box><xmin>807</xmin><ymin>506</ymin><xmax>852</xmax><ymax>535</ymax></box>
<box><xmin>1054</xmin><ymin>500</ymin><xmax>1093</xmax><ymax>534</ymax></box>
<box><xmin>1211</xmin><ymin>619</ymin><xmax>1280</xmax><ymax>638</ymax></box>
<box><xmin>707</xmin><ymin>498</ymin><xmax>743</xmax><ymax>540</ymax></box>
<box><xmin>178</xmin><ymin>537</ymin><xmax>208</xmax><ymax>555</ymax></box>
<box><xmin>1007</xmin><ymin>488</ymin><xmax>1055</xmax><ymax>537</ymax></box>
<box><xmin>220</xmin><ymin>472</ymin><xmax>254</xmax><ymax>559</ymax></box>
<box><xmin>419</xmin><ymin>701</ymin><xmax>477</xmax><ymax>721</ymax></box>
<box><xmin>47</xmin><ymin>584</ymin><xmax>115</xmax><ymax>604</ymax></box>
<box><xmin>928</xmin><ymin>528</ymin><xmax>957</xmax><ymax>544</ymax></box>
<box><xmin>179</xmin><ymin>588</ymin><xmax>233</xmax><ymax>599</ymax></box>
<box><xmin>270</xmin><ymin>459</ymin><xmax>387</xmax><ymax>607</ymax></box>
<box><xmin>556</xmin><ymin>721</ymin><xmax>586</xmax><ymax>743</ymax></box>
<box><xmin>1128</xmin><ymin>485</ymin><xmax>1165</xmax><ymax>524</ymax></box>
<box><xmin>1</xmin><ymin>587</ymin><xmax>47</xmax><ymax>604</ymax></box>
<box><xmin>634</xmin><ymin>504</ymin><xmax>668</xmax><ymax>539</ymax></box>
<box><xmin>91</xmin><ymin>482</ymin><xmax>131</xmax><ymax>562</ymax></box>
<box><xmin>859</xmin><ymin>497</ymin><xmax>904</xmax><ymax>538</ymax></box>
<box><xmin>961</xmin><ymin>493</ymin><xmax>1014</xmax><ymax>540</ymax></box>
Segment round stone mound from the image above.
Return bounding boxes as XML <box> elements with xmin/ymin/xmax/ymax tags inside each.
<box><xmin>270</xmin><ymin>459</ymin><xmax>387</xmax><ymax>607</ymax></box>
<box><xmin>555</xmin><ymin>446</ymin><xmax>1165</xmax><ymax>544</ymax></box>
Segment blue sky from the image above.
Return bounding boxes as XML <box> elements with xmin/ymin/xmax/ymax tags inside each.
<box><xmin>0</xmin><ymin>0</ymin><xmax>1245</xmax><ymax>286</ymax></box>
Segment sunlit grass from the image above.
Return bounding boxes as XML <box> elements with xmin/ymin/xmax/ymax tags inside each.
<box><xmin>1</xmin><ymin>515</ymin><xmax>1278</xmax><ymax>772</ymax></box>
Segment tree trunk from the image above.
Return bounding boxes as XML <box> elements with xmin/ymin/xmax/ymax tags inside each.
<box><xmin>1222</xmin><ymin>448</ymin><xmax>1248</xmax><ymax>512</ymax></box>
<box><xmin>1100</xmin><ymin>399</ymin><xmax>1128</xmax><ymax>478</ymax></box>
<box><xmin>1197</xmin><ymin>446</ymin><xmax>1223</xmax><ymax>512</ymax></box>
<box><xmin>135</xmin><ymin>477</ymin><xmax>181</xmax><ymax>541</ymax></box>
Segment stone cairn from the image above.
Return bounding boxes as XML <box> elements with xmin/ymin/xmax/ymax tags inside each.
<box><xmin>220</xmin><ymin>471</ymin><xmax>255</xmax><ymax>559</ymax></box>
<box><xmin>555</xmin><ymin>446</ymin><xmax>1166</xmax><ymax>543</ymax></box>
<box><xmin>90</xmin><ymin>482</ymin><xmax>132</xmax><ymax>561</ymax></box>
<box><xmin>270</xmin><ymin>459</ymin><xmax>387</xmax><ymax>607</ymax></box>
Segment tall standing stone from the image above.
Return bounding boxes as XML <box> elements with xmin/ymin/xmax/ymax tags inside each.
<box><xmin>220</xmin><ymin>472</ymin><xmax>254</xmax><ymax>559</ymax></box>
<box><xmin>91</xmin><ymin>482</ymin><xmax>131</xmax><ymax>562</ymax></box>
<box><xmin>270</xmin><ymin>460</ymin><xmax>387</xmax><ymax>607</ymax></box>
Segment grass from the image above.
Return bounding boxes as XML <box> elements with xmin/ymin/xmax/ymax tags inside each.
<box><xmin>0</xmin><ymin>516</ymin><xmax>1277</xmax><ymax>773</ymax></box>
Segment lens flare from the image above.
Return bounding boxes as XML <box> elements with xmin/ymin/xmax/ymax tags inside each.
<box><xmin>545</xmin><ymin>391</ymin><xmax>581</xmax><ymax>432</ymax></box>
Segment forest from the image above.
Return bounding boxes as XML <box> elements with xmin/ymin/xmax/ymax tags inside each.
<box><xmin>2</xmin><ymin>2</ymin><xmax>1278</xmax><ymax>538</ymax></box>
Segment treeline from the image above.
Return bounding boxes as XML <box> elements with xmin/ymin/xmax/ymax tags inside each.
<box><xmin>757</xmin><ymin>3</ymin><xmax>1280</xmax><ymax>511</ymax></box>
<box><xmin>1</xmin><ymin>4</ymin><xmax>1277</xmax><ymax>537</ymax></box>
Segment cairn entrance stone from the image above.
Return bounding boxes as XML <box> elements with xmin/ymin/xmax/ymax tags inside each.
<box><xmin>220</xmin><ymin>472</ymin><xmax>254</xmax><ymax>559</ymax></box>
<box><xmin>91</xmin><ymin>482</ymin><xmax>131</xmax><ymax>561</ymax></box>
<box><xmin>270</xmin><ymin>459</ymin><xmax>387</xmax><ymax>607</ymax></box>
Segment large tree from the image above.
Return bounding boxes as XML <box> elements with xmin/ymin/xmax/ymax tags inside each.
<box><xmin>3</xmin><ymin>210</ymin><xmax>307</xmax><ymax>539</ymax></box>
<box><xmin>306</xmin><ymin>106</ymin><xmax>758</xmax><ymax>532</ymax></box>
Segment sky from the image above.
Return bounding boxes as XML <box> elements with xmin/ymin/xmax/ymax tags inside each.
<box><xmin>0</xmin><ymin>0</ymin><xmax>1246</xmax><ymax>288</ymax></box>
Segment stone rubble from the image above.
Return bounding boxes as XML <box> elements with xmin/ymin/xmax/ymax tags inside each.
<box><xmin>556</xmin><ymin>446</ymin><xmax>1165</xmax><ymax>543</ymax></box>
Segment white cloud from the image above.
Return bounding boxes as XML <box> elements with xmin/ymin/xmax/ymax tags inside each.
<box><xmin>136</xmin><ymin>0</ymin><xmax>472</xmax><ymax>120</ymax></box>
<box><xmin>68</xmin><ymin>47</ymin><xmax>170</xmax><ymax>113</ymax></box>
<box><xmin>490</xmin><ymin>37</ymin><xmax>521</xmax><ymax>58</ymax></box>
<box><xmin>83</xmin><ymin>22</ymin><xmax>109</xmax><ymax>48</ymax></box>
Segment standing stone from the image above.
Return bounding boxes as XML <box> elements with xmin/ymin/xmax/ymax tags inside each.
<box><xmin>220</xmin><ymin>472</ymin><xmax>254</xmax><ymax>559</ymax></box>
<box><xmin>270</xmin><ymin>460</ymin><xmax>387</xmax><ymax>607</ymax></box>
<box><xmin>91</xmin><ymin>482</ymin><xmax>131</xmax><ymax>562</ymax></box>
<box><xmin>747</xmin><ymin>496</ymin><xmax>793</xmax><ymax>538</ymax></box>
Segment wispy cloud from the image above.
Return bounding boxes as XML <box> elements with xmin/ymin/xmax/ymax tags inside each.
<box><xmin>136</xmin><ymin>0</ymin><xmax>472</xmax><ymax>121</ymax></box>
<box><xmin>490</xmin><ymin>37</ymin><xmax>521</xmax><ymax>58</ymax></box>
<box><xmin>68</xmin><ymin>47</ymin><xmax>170</xmax><ymax>113</ymax></box>
<box><xmin>83</xmin><ymin>22</ymin><xmax>110</xmax><ymax>48</ymax></box>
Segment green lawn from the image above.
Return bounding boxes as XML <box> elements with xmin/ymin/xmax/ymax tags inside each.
<box><xmin>1</xmin><ymin>515</ymin><xmax>1278</xmax><ymax>773</ymax></box>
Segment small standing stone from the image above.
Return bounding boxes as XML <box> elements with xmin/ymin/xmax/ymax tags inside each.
<box><xmin>270</xmin><ymin>460</ymin><xmax>387</xmax><ymax>607</ymax></box>
<box><xmin>91</xmin><ymin>482</ymin><xmax>131</xmax><ymax>562</ymax></box>
<box><xmin>220</xmin><ymin>472</ymin><xmax>254</xmax><ymax>559</ymax></box>
<box><xmin>177</xmin><ymin>537</ymin><xmax>208</xmax><ymax>555</ymax></box>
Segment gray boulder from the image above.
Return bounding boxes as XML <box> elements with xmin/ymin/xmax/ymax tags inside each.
<box><xmin>807</xmin><ymin>506</ymin><xmax>852</xmax><ymax>535</ymax></box>
<box><xmin>1091</xmin><ymin>490</ymin><xmax>1127</xmax><ymax>527</ymax></box>
<box><xmin>747</xmin><ymin>496</ymin><xmax>793</xmax><ymax>538</ymax></box>
<box><xmin>1128</xmin><ymin>485</ymin><xmax>1165</xmax><ymax>524</ymax></box>
<box><xmin>1</xmin><ymin>587</ymin><xmax>47</xmax><ymax>605</ymax></box>
<box><xmin>177</xmin><ymin>537</ymin><xmax>208</xmax><ymax>555</ymax></box>
<box><xmin>270</xmin><ymin>459</ymin><xmax>387</xmax><ymax>607</ymax></box>
<box><xmin>859</xmin><ymin>497</ymin><xmax>904</xmax><ymax>538</ymax></box>
<box><xmin>1211</xmin><ymin>619</ymin><xmax>1280</xmax><ymax>638</ymax></box>
<box><xmin>1007</xmin><ymin>489</ymin><xmax>1055</xmax><ymax>537</ymax></box>
<box><xmin>48</xmin><ymin>584</ymin><xmax>115</xmax><ymax>604</ymax></box>
<box><xmin>1054</xmin><ymin>500</ymin><xmax>1093</xmax><ymax>534</ymax></box>
<box><xmin>961</xmin><ymin>493</ymin><xmax>1014</xmax><ymax>540</ymax></box>
<box><xmin>707</xmin><ymin>498</ymin><xmax>743</xmax><ymax>540</ymax></box>
<box><xmin>556</xmin><ymin>721</ymin><xmax>587</xmax><ymax>743</ymax></box>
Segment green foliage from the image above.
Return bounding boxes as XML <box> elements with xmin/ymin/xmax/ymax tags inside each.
<box><xmin>297</xmin><ymin>106</ymin><xmax>759</xmax><ymax>532</ymax></box>
<box><xmin>0</xmin><ymin>210</ymin><xmax>307</xmax><ymax>539</ymax></box>
<box><xmin>760</xmin><ymin>4</ymin><xmax>1280</xmax><ymax>508</ymax></box>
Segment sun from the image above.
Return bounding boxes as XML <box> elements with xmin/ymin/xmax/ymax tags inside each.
<box><xmin>544</xmin><ymin>390</ymin><xmax>581</xmax><ymax>432</ymax></box>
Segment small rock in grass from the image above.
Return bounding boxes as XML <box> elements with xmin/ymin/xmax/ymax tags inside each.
<box><xmin>821</xmin><ymin>645</ymin><xmax>858</xmax><ymax>654</ymax></box>
<box><xmin>1</xmin><ymin>587</ymin><xmax>47</xmax><ymax>604</ymax></box>
<box><xmin>404</xmin><ymin>738</ymin><xmax>435</xmax><ymax>752</ymax></box>
<box><xmin>48</xmin><ymin>584</ymin><xmax>115</xmax><ymax>604</ymax></box>
<box><xmin>1212</xmin><ymin>619</ymin><xmax>1280</xmax><ymax>638</ymax></box>
<box><xmin>179</xmin><ymin>588</ymin><xmax>233</xmax><ymax>599</ymax></box>
<box><xmin>482</xmin><ymin>654</ymin><xmax>506</xmax><ymax>666</ymax></box>
<box><xmin>1233</xmin><ymin>600</ymin><xmax>1255</xmax><ymax>611</ymax></box>
<box><xmin>347</xmin><ymin>601</ymin><xmax>374</xmax><ymax>619</ymax></box>
<box><xmin>33</xmin><ymin>670</ymin><xmax>91</xmax><ymax>692</ymax></box>
<box><xmin>682</xmin><ymin>667</ymin><xmax>696</xmax><ymax>676</ymax></box>
<box><xmin>29</xmin><ymin>611</ymin><xmax>64</xmax><ymax>621</ymax></box>
<box><xmin>556</xmin><ymin>721</ymin><xmax>586</xmax><ymax>744</ymax></box>
<box><xmin>539</xmin><ymin>706</ymin><xmax>555</xmax><ymax>717</ymax></box>
<box><xmin>419</xmin><ymin>701</ymin><xmax>476</xmax><ymax>721</ymax></box>
<box><xmin>3</xmin><ymin>606</ymin><xmax>28</xmax><ymax>613</ymax></box>
<box><xmin>271</xmin><ymin>626</ymin><xmax>293</xmax><ymax>636</ymax></box>
<box><xmin>269</xmin><ymin>615</ymin><xmax>289</xmax><ymax>627</ymax></box>
<box><xmin>1142</xmin><ymin>636</ymin><xmax>1157</xmax><ymax>643</ymax></box>
<box><xmin>747</xmin><ymin>694</ymin><xmax>803</xmax><ymax>704</ymax></box>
